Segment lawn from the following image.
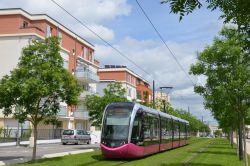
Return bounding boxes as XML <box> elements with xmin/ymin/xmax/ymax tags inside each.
<box><xmin>16</xmin><ymin>138</ymin><xmax>246</xmax><ymax>166</ymax></box>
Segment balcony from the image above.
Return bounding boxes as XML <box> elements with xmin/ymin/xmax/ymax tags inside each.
<box><xmin>73</xmin><ymin>109</ymin><xmax>89</xmax><ymax>120</ymax></box>
<box><xmin>75</xmin><ymin>69</ymin><xmax>99</xmax><ymax>83</ymax></box>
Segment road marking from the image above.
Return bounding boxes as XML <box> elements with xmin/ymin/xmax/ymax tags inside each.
<box><xmin>69</xmin><ymin>149</ymin><xmax>94</xmax><ymax>155</ymax></box>
<box><xmin>42</xmin><ymin>152</ymin><xmax>69</xmax><ymax>158</ymax></box>
<box><xmin>42</xmin><ymin>149</ymin><xmax>94</xmax><ymax>158</ymax></box>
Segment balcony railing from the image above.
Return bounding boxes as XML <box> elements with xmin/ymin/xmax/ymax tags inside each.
<box><xmin>73</xmin><ymin>109</ymin><xmax>89</xmax><ymax>120</ymax></box>
<box><xmin>75</xmin><ymin>69</ymin><xmax>99</xmax><ymax>83</ymax></box>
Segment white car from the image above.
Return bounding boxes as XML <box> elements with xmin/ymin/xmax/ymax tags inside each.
<box><xmin>61</xmin><ymin>129</ymin><xmax>91</xmax><ymax>145</ymax></box>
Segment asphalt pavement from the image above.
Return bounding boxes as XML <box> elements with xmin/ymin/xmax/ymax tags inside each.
<box><xmin>0</xmin><ymin>143</ymin><xmax>99</xmax><ymax>165</ymax></box>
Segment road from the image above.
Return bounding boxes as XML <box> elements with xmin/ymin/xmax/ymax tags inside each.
<box><xmin>0</xmin><ymin>143</ymin><xmax>99</xmax><ymax>165</ymax></box>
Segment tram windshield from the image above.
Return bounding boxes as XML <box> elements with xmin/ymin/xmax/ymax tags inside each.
<box><xmin>102</xmin><ymin>107</ymin><xmax>132</xmax><ymax>141</ymax></box>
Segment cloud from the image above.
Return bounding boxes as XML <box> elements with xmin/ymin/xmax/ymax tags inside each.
<box><xmin>55</xmin><ymin>0</ymin><xmax>132</xmax><ymax>24</ymax></box>
<box><xmin>0</xmin><ymin>0</ymin><xmax>218</xmax><ymax>124</ymax></box>
<box><xmin>0</xmin><ymin>0</ymin><xmax>132</xmax><ymax>42</ymax></box>
<box><xmin>95</xmin><ymin>36</ymin><xmax>218</xmax><ymax>123</ymax></box>
<box><xmin>74</xmin><ymin>23</ymin><xmax>115</xmax><ymax>42</ymax></box>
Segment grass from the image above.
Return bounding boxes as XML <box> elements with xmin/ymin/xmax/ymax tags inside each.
<box><xmin>15</xmin><ymin>138</ymin><xmax>246</xmax><ymax>166</ymax></box>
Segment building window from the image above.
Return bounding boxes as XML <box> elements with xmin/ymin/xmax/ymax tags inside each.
<box><xmin>84</xmin><ymin>47</ymin><xmax>88</xmax><ymax>60</ymax></box>
<box><xmin>58</xmin><ymin>31</ymin><xmax>62</xmax><ymax>46</ymax></box>
<box><xmin>137</xmin><ymin>90</ymin><xmax>142</xmax><ymax>100</ymax></box>
<box><xmin>46</xmin><ymin>25</ymin><xmax>53</xmax><ymax>37</ymax></box>
<box><xmin>22</xmin><ymin>21</ymin><xmax>28</xmax><ymax>28</ymax></box>
<box><xmin>63</xmin><ymin>59</ymin><xmax>69</xmax><ymax>69</ymax></box>
<box><xmin>89</xmin><ymin>51</ymin><xmax>92</xmax><ymax>62</ymax></box>
<box><xmin>82</xmin><ymin>47</ymin><xmax>85</xmax><ymax>58</ymax></box>
<box><xmin>127</xmin><ymin>87</ymin><xmax>132</xmax><ymax>97</ymax></box>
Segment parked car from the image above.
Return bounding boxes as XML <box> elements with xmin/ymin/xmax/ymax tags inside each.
<box><xmin>61</xmin><ymin>129</ymin><xmax>91</xmax><ymax>145</ymax></box>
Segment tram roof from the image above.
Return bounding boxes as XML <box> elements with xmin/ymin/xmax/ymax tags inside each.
<box><xmin>135</xmin><ymin>103</ymin><xmax>189</xmax><ymax>124</ymax></box>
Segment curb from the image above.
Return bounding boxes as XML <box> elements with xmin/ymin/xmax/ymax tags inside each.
<box><xmin>0</xmin><ymin>139</ymin><xmax>61</xmax><ymax>147</ymax></box>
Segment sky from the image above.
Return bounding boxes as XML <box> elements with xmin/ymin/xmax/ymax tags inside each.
<box><xmin>0</xmin><ymin>0</ymin><xmax>225</xmax><ymax>125</ymax></box>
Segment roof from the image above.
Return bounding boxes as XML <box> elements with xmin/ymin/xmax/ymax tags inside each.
<box><xmin>0</xmin><ymin>8</ymin><xmax>94</xmax><ymax>49</ymax></box>
<box><xmin>99</xmin><ymin>67</ymin><xmax>150</xmax><ymax>85</ymax></box>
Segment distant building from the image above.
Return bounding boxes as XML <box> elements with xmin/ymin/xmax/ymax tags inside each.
<box><xmin>155</xmin><ymin>90</ymin><xmax>171</xmax><ymax>103</ymax></box>
<box><xmin>97</xmin><ymin>65</ymin><xmax>152</xmax><ymax>102</ymax></box>
<box><xmin>209</xmin><ymin>125</ymin><xmax>220</xmax><ymax>137</ymax></box>
<box><xmin>0</xmin><ymin>8</ymin><xmax>99</xmax><ymax>131</ymax></box>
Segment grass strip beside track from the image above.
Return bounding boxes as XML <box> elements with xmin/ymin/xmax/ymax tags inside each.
<box><xmin>16</xmin><ymin>138</ymin><xmax>246</xmax><ymax>166</ymax></box>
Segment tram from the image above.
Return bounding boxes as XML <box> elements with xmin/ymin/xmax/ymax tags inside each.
<box><xmin>100</xmin><ymin>102</ymin><xmax>190</xmax><ymax>159</ymax></box>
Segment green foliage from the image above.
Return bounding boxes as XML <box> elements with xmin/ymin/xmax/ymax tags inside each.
<box><xmin>0</xmin><ymin>37</ymin><xmax>81</xmax><ymax>126</ymax></box>
<box><xmin>190</xmin><ymin>27</ymin><xmax>250</xmax><ymax>131</ymax></box>
<box><xmin>140</xmin><ymin>91</ymin><xmax>150</xmax><ymax>106</ymax></box>
<box><xmin>85</xmin><ymin>82</ymin><xmax>128</xmax><ymax>126</ymax></box>
<box><xmin>169</xmin><ymin>107</ymin><xmax>210</xmax><ymax>133</ymax></box>
<box><xmin>214</xmin><ymin>130</ymin><xmax>223</xmax><ymax>137</ymax></box>
<box><xmin>15</xmin><ymin>138</ymin><xmax>246</xmax><ymax>166</ymax></box>
<box><xmin>0</xmin><ymin>37</ymin><xmax>81</xmax><ymax>160</ymax></box>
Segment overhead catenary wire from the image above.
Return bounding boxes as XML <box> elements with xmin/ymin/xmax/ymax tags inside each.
<box><xmin>50</xmin><ymin>0</ymin><xmax>193</xmax><ymax>105</ymax></box>
<box><xmin>135</xmin><ymin>0</ymin><xmax>196</xmax><ymax>86</ymax></box>
<box><xmin>50</xmin><ymin>0</ymin><xmax>162</xmax><ymax>84</ymax></box>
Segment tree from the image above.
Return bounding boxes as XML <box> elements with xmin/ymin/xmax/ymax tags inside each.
<box><xmin>190</xmin><ymin>27</ymin><xmax>250</xmax><ymax>163</ymax></box>
<box><xmin>0</xmin><ymin>37</ymin><xmax>81</xmax><ymax>161</ymax></box>
<box><xmin>156</xmin><ymin>99</ymin><xmax>209</xmax><ymax>135</ymax></box>
<box><xmin>214</xmin><ymin>130</ymin><xmax>223</xmax><ymax>137</ymax></box>
<box><xmin>85</xmin><ymin>82</ymin><xmax>128</xmax><ymax>126</ymax></box>
<box><xmin>161</xmin><ymin>0</ymin><xmax>250</xmax><ymax>39</ymax></box>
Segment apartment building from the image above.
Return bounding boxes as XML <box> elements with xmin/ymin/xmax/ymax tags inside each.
<box><xmin>97</xmin><ymin>65</ymin><xmax>152</xmax><ymax>102</ymax></box>
<box><xmin>0</xmin><ymin>8</ymin><xmax>99</xmax><ymax>130</ymax></box>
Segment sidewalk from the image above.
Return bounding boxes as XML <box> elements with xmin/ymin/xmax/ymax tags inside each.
<box><xmin>0</xmin><ymin>149</ymin><xmax>95</xmax><ymax>166</ymax></box>
<box><xmin>0</xmin><ymin>139</ymin><xmax>61</xmax><ymax>147</ymax></box>
<box><xmin>0</xmin><ymin>142</ymin><xmax>99</xmax><ymax>166</ymax></box>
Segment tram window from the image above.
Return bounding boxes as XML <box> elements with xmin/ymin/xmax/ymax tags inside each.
<box><xmin>173</xmin><ymin>121</ymin><xmax>179</xmax><ymax>141</ymax></box>
<box><xmin>166</xmin><ymin>119</ymin><xmax>172</xmax><ymax>142</ymax></box>
<box><xmin>131</xmin><ymin>112</ymin><xmax>143</xmax><ymax>144</ymax></box>
<box><xmin>142</xmin><ymin>113</ymin><xmax>160</xmax><ymax>145</ymax></box>
<box><xmin>180</xmin><ymin>123</ymin><xmax>184</xmax><ymax>140</ymax></box>
<box><xmin>143</xmin><ymin>114</ymin><xmax>152</xmax><ymax>140</ymax></box>
<box><xmin>152</xmin><ymin>117</ymin><xmax>159</xmax><ymax>140</ymax></box>
<box><xmin>161</xmin><ymin>118</ymin><xmax>169</xmax><ymax>143</ymax></box>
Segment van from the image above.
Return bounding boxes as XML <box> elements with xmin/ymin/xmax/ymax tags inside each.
<box><xmin>61</xmin><ymin>129</ymin><xmax>91</xmax><ymax>145</ymax></box>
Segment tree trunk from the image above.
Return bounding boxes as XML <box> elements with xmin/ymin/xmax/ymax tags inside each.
<box><xmin>238</xmin><ymin>110</ymin><xmax>243</xmax><ymax>160</ymax></box>
<box><xmin>236</xmin><ymin>128</ymin><xmax>239</xmax><ymax>156</ymax></box>
<box><xmin>230</xmin><ymin>129</ymin><xmax>234</xmax><ymax>148</ymax></box>
<box><xmin>32</xmin><ymin>124</ymin><xmax>38</xmax><ymax>162</ymax></box>
<box><xmin>242</xmin><ymin>118</ymin><xmax>248</xmax><ymax>166</ymax></box>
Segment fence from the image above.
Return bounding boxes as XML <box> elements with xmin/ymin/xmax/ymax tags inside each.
<box><xmin>0</xmin><ymin>128</ymin><xmax>63</xmax><ymax>143</ymax></box>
